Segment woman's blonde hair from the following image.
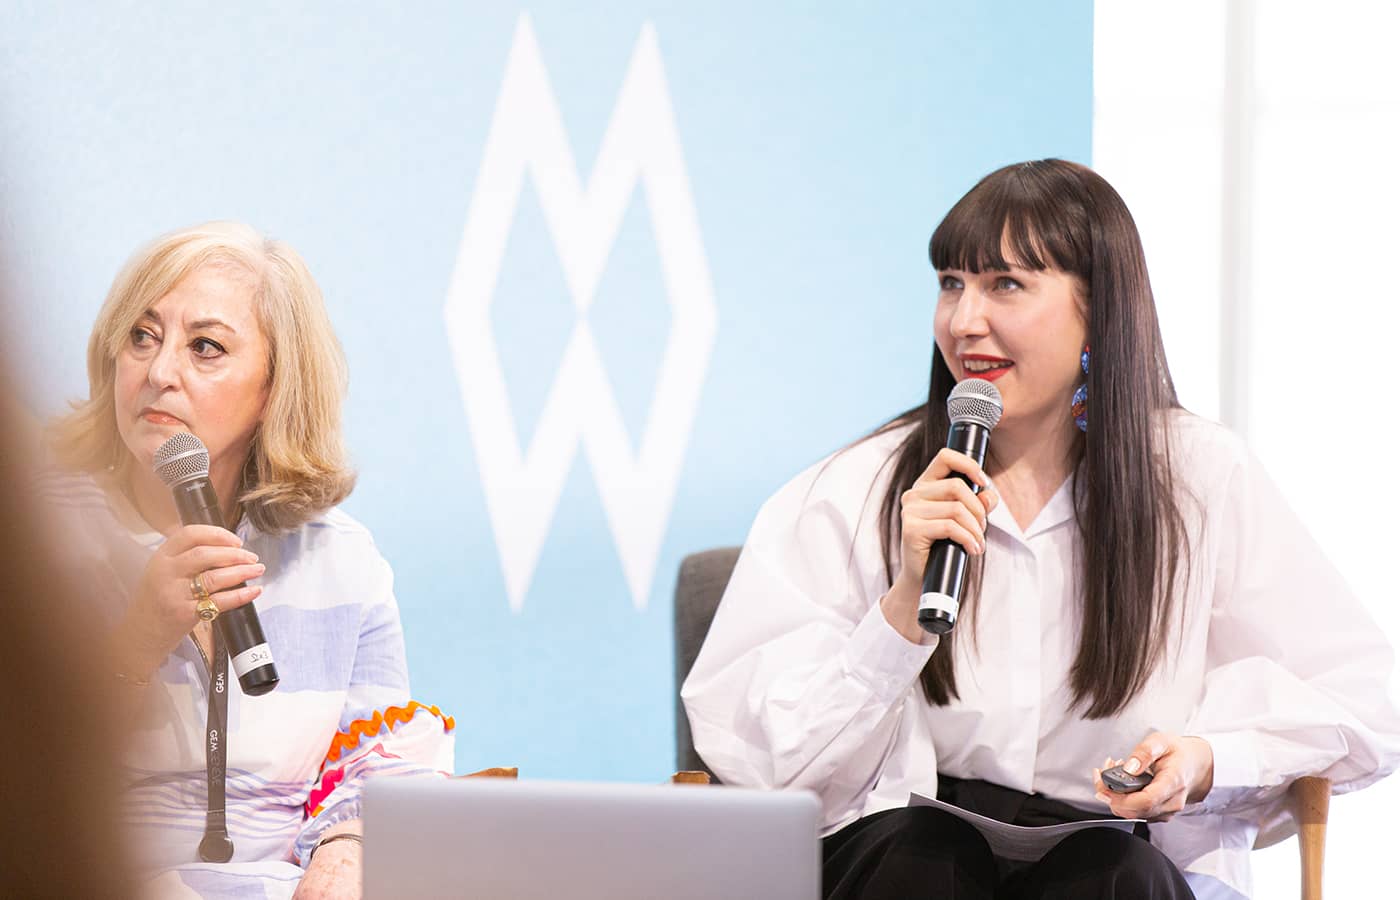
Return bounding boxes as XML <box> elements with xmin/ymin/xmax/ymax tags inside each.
<box><xmin>49</xmin><ymin>221</ymin><xmax>356</xmax><ymax>533</ymax></box>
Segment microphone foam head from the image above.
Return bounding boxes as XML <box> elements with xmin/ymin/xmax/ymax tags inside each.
<box><xmin>946</xmin><ymin>379</ymin><xmax>1004</xmax><ymax>430</ymax></box>
<box><xmin>153</xmin><ymin>432</ymin><xmax>211</xmax><ymax>486</ymax></box>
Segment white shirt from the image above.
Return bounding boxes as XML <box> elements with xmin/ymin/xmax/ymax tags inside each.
<box><xmin>681</xmin><ymin>412</ymin><xmax>1400</xmax><ymax>899</ymax></box>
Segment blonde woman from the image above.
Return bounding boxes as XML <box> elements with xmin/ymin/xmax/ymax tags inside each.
<box><xmin>40</xmin><ymin>222</ymin><xmax>454</xmax><ymax>899</ymax></box>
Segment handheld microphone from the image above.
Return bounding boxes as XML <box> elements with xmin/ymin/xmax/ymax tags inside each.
<box><xmin>918</xmin><ymin>379</ymin><xmax>1003</xmax><ymax>635</ymax></box>
<box><xmin>154</xmin><ymin>432</ymin><xmax>279</xmax><ymax>696</ymax></box>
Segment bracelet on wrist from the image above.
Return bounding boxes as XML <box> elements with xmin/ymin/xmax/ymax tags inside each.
<box><xmin>308</xmin><ymin>832</ymin><xmax>362</xmax><ymax>865</ymax></box>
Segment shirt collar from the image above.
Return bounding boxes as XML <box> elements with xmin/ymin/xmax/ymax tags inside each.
<box><xmin>987</xmin><ymin>475</ymin><xmax>1078</xmax><ymax>544</ymax></box>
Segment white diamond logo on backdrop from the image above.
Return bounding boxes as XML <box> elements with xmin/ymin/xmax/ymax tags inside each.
<box><xmin>444</xmin><ymin>13</ymin><xmax>717</xmax><ymax>612</ymax></box>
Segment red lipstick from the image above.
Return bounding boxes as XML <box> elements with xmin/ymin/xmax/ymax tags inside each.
<box><xmin>958</xmin><ymin>354</ymin><xmax>1014</xmax><ymax>383</ymax></box>
<box><xmin>140</xmin><ymin>408</ymin><xmax>184</xmax><ymax>426</ymax></box>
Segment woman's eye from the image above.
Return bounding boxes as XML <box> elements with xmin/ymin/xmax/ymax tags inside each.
<box><xmin>130</xmin><ymin>326</ymin><xmax>158</xmax><ymax>347</ymax></box>
<box><xmin>191</xmin><ymin>337</ymin><xmax>226</xmax><ymax>359</ymax></box>
<box><xmin>939</xmin><ymin>275</ymin><xmax>963</xmax><ymax>291</ymax></box>
<box><xmin>994</xmin><ymin>276</ymin><xmax>1023</xmax><ymax>292</ymax></box>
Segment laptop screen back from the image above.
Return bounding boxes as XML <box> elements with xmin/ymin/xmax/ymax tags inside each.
<box><xmin>363</xmin><ymin>777</ymin><xmax>821</xmax><ymax>899</ymax></box>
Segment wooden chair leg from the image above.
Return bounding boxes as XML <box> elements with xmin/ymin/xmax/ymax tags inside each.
<box><xmin>1291</xmin><ymin>776</ymin><xmax>1330</xmax><ymax>900</ymax></box>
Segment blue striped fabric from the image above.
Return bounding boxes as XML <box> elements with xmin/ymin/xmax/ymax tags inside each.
<box><xmin>37</xmin><ymin>469</ymin><xmax>455</xmax><ymax>895</ymax></box>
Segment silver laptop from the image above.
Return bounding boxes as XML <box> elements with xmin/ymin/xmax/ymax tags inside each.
<box><xmin>362</xmin><ymin>777</ymin><xmax>821</xmax><ymax>899</ymax></box>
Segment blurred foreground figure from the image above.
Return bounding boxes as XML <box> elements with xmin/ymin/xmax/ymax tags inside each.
<box><xmin>1</xmin><ymin>371</ymin><xmax>132</xmax><ymax>894</ymax></box>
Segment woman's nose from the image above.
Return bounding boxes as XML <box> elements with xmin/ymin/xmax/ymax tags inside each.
<box><xmin>145</xmin><ymin>342</ymin><xmax>182</xmax><ymax>390</ymax></box>
<box><xmin>948</xmin><ymin>287</ymin><xmax>990</xmax><ymax>338</ymax></box>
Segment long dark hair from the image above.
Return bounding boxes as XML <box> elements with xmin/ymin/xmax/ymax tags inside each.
<box><xmin>873</xmin><ymin>159</ymin><xmax>1188</xmax><ymax>717</ymax></box>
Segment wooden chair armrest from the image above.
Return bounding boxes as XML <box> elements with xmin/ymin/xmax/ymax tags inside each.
<box><xmin>457</xmin><ymin>766</ymin><xmax>519</xmax><ymax>779</ymax></box>
<box><xmin>671</xmin><ymin>771</ymin><xmax>712</xmax><ymax>784</ymax></box>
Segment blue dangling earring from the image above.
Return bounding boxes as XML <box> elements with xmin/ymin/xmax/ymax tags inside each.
<box><xmin>1071</xmin><ymin>345</ymin><xmax>1089</xmax><ymax>432</ymax></box>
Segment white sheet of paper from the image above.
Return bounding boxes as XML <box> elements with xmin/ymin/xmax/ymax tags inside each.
<box><xmin>908</xmin><ymin>793</ymin><xmax>1144</xmax><ymax>862</ymax></box>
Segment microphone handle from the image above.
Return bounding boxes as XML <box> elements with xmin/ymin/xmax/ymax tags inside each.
<box><xmin>170</xmin><ymin>478</ymin><xmax>280</xmax><ymax>696</ymax></box>
<box><xmin>918</xmin><ymin>422</ymin><xmax>989</xmax><ymax>635</ymax></box>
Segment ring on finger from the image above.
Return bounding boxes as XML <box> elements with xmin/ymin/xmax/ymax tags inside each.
<box><xmin>190</xmin><ymin>574</ymin><xmax>218</xmax><ymax>622</ymax></box>
<box><xmin>195</xmin><ymin>596</ymin><xmax>220</xmax><ymax>622</ymax></box>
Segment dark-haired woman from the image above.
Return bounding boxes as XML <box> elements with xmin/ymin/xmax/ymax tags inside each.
<box><xmin>682</xmin><ymin>159</ymin><xmax>1400</xmax><ymax>899</ymax></box>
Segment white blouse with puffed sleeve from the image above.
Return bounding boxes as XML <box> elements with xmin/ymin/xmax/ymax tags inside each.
<box><xmin>682</xmin><ymin>412</ymin><xmax>1400</xmax><ymax>899</ymax></box>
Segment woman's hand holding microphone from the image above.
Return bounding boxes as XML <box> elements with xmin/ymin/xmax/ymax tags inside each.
<box><xmin>110</xmin><ymin>525</ymin><xmax>265</xmax><ymax>682</ymax></box>
<box><xmin>881</xmin><ymin>448</ymin><xmax>998</xmax><ymax>644</ymax></box>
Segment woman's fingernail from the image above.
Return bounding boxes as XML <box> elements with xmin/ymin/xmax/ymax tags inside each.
<box><xmin>1125</xmin><ymin>759</ymin><xmax>1142</xmax><ymax>775</ymax></box>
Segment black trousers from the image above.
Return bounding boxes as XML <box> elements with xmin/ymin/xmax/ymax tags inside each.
<box><xmin>822</xmin><ymin>777</ymin><xmax>1195</xmax><ymax>900</ymax></box>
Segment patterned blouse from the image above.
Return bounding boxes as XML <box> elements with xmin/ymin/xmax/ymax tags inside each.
<box><xmin>36</xmin><ymin>469</ymin><xmax>455</xmax><ymax>899</ymax></box>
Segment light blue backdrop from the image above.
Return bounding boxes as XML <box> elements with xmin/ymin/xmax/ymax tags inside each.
<box><xmin>0</xmin><ymin>1</ymin><xmax>1091</xmax><ymax>781</ymax></box>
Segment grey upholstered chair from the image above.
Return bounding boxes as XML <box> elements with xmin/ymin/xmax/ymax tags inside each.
<box><xmin>670</xmin><ymin>545</ymin><xmax>1332</xmax><ymax>898</ymax></box>
<box><xmin>673</xmin><ymin>546</ymin><xmax>741</xmax><ymax>779</ymax></box>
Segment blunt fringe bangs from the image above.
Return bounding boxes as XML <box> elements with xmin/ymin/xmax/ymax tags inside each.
<box><xmin>930</xmin><ymin>160</ymin><xmax>1094</xmax><ymax>279</ymax></box>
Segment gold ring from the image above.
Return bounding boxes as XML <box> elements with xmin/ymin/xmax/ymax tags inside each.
<box><xmin>190</xmin><ymin>574</ymin><xmax>217</xmax><ymax>621</ymax></box>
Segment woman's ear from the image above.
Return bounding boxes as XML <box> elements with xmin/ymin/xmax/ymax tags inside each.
<box><xmin>1074</xmin><ymin>274</ymin><xmax>1091</xmax><ymax>318</ymax></box>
